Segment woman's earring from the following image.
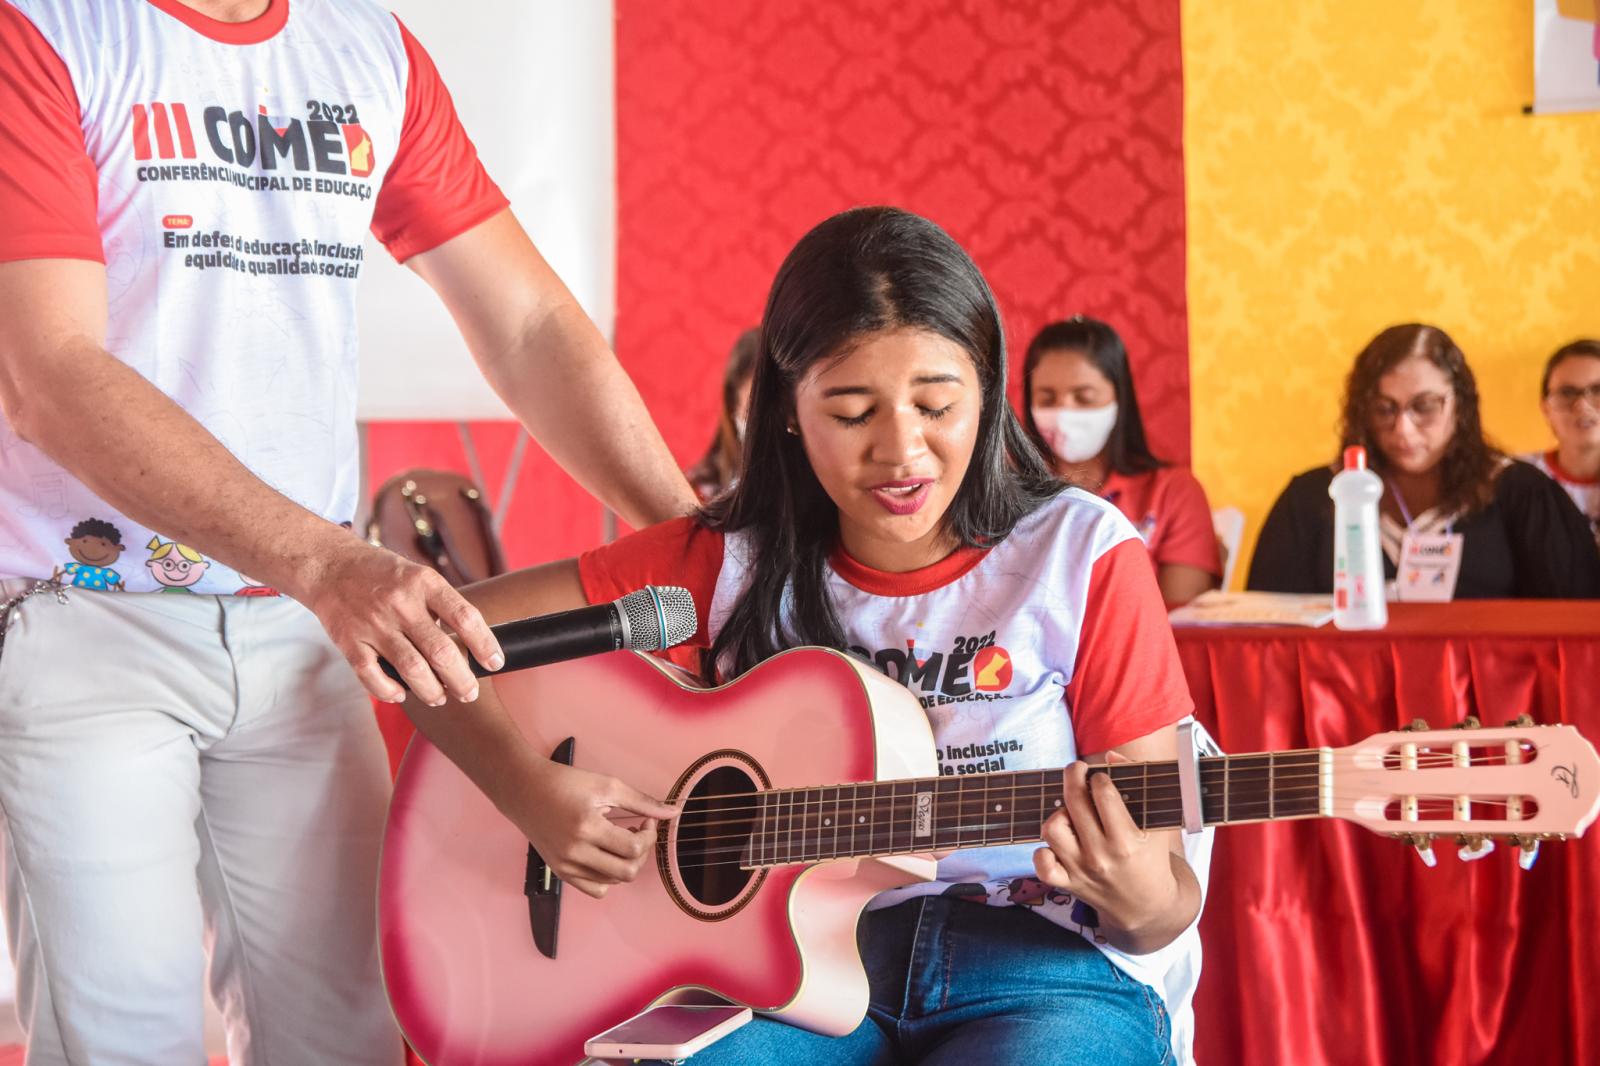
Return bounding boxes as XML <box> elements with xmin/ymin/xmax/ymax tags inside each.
<box><xmin>786</xmin><ymin>424</ymin><xmax>799</xmax><ymax>436</ymax></box>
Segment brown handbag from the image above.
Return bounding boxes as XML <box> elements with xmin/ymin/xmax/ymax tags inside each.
<box><xmin>365</xmin><ymin>470</ymin><xmax>506</xmax><ymax>588</ymax></box>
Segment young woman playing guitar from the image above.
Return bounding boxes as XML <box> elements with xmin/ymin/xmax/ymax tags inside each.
<box><xmin>402</xmin><ymin>207</ymin><xmax>1205</xmax><ymax>1064</ymax></box>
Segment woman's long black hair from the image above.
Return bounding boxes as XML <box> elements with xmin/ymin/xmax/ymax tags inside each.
<box><xmin>701</xmin><ymin>207</ymin><xmax>1063</xmax><ymax>680</ymax></box>
<box><xmin>1021</xmin><ymin>316</ymin><xmax>1164</xmax><ymax>476</ymax></box>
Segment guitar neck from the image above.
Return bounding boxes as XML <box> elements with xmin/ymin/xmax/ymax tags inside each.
<box><xmin>745</xmin><ymin>750</ymin><xmax>1327</xmax><ymax>867</ymax></box>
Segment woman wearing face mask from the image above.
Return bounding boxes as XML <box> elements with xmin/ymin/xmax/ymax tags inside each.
<box><xmin>686</xmin><ymin>328</ymin><xmax>761</xmax><ymax>500</ymax></box>
<box><xmin>1023</xmin><ymin>317</ymin><xmax>1222</xmax><ymax>607</ymax></box>
<box><xmin>1248</xmin><ymin>323</ymin><xmax>1600</xmax><ymax>599</ymax></box>
<box><xmin>1523</xmin><ymin>338</ymin><xmax>1600</xmax><ymax>548</ymax></box>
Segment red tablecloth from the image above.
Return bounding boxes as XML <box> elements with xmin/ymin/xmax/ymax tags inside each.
<box><xmin>1178</xmin><ymin>601</ymin><xmax>1600</xmax><ymax>1066</ymax></box>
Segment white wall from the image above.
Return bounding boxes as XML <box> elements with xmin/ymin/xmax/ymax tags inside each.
<box><xmin>355</xmin><ymin>1</ymin><xmax>617</xmax><ymax>419</ymax></box>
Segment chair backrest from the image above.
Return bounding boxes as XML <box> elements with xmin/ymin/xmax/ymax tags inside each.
<box><xmin>1212</xmin><ymin>506</ymin><xmax>1245</xmax><ymax>591</ymax></box>
<box><xmin>366</xmin><ymin>469</ymin><xmax>506</xmax><ymax>588</ymax></box>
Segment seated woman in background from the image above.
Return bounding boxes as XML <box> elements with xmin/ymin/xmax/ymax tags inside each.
<box><xmin>685</xmin><ymin>328</ymin><xmax>760</xmax><ymax>500</ymax></box>
<box><xmin>1523</xmin><ymin>339</ymin><xmax>1600</xmax><ymax>547</ymax></box>
<box><xmin>1023</xmin><ymin>316</ymin><xmax>1221</xmax><ymax>607</ymax></box>
<box><xmin>1248</xmin><ymin>323</ymin><xmax>1600</xmax><ymax>599</ymax></box>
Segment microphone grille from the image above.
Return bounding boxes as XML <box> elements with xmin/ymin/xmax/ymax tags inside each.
<box><xmin>617</xmin><ymin>586</ymin><xmax>699</xmax><ymax>650</ymax></box>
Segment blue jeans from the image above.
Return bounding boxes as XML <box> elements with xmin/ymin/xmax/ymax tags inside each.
<box><xmin>681</xmin><ymin>896</ymin><xmax>1172</xmax><ymax>1065</ymax></box>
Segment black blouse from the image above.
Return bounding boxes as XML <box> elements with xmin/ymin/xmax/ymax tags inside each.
<box><xmin>1246</xmin><ymin>460</ymin><xmax>1600</xmax><ymax>599</ymax></box>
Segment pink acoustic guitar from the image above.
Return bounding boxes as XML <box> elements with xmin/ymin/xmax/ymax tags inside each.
<box><xmin>378</xmin><ymin>647</ymin><xmax>1600</xmax><ymax>1066</ymax></box>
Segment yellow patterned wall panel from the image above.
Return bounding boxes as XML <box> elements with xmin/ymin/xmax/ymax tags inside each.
<box><xmin>1184</xmin><ymin>0</ymin><xmax>1600</xmax><ymax>586</ymax></box>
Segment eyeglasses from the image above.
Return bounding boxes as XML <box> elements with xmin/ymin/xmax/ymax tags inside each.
<box><xmin>1548</xmin><ymin>383</ymin><xmax>1600</xmax><ymax>411</ymax></box>
<box><xmin>1370</xmin><ymin>392</ymin><xmax>1450</xmax><ymax>430</ymax></box>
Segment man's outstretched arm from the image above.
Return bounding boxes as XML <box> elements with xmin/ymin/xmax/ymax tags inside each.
<box><xmin>406</xmin><ymin>209</ymin><xmax>697</xmax><ymax>530</ymax></box>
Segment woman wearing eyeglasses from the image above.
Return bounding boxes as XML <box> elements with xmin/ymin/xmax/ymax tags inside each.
<box><xmin>1248</xmin><ymin>323</ymin><xmax>1600</xmax><ymax>599</ymax></box>
<box><xmin>1523</xmin><ymin>339</ymin><xmax>1600</xmax><ymax>548</ymax></box>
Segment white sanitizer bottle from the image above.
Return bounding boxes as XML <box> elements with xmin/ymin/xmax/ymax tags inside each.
<box><xmin>1328</xmin><ymin>445</ymin><xmax>1387</xmax><ymax>630</ymax></box>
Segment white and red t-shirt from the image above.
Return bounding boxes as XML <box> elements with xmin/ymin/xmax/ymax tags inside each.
<box><xmin>1524</xmin><ymin>450</ymin><xmax>1600</xmax><ymax>548</ymax></box>
<box><xmin>0</xmin><ymin>0</ymin><xmax>506</xmax><ymax>593</ymax></box>
<box><xmin>580</xmin><ymin>489</ymin><xmax>1213</xmax><ymax>1060</ymax></box>
<box><xmin>1102</xmin><ymin>465</ymin><xmax>1222</xmax><ymax>580</ymax></box>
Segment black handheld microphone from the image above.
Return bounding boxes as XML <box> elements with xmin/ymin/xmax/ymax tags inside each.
<box><xmin>379</xmin><ymin>585</ymin><xmax>697</xmax><ymax>690</ymax></box>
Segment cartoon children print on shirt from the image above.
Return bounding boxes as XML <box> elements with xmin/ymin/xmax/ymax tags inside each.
<box><xmin>1071</xmin><ymin>899</ymin><xmax>1107</xmax><ymax>944</ymax></box>
<box><xmin>55</xmin><ymin>518</ymin><xmax>127</xmax><ymax>590</ymax></box>
<box><xmin>145</xmin><ymin>536</ymin><xmax>210</xmax><ymax>593</ymax></box>
<box><xmin>1007</xmin><ymin>878</ymin><xmax>1106</xmax><ymax>943</ymax></box>
<box><xmin>1001</xmin><ymin>876</ymin><xmax>1072</xmax><ymax>909</ymax></box>
<box><xmin>937</xmin><ymin>877</ymin><xmax>1108</xmax><ymax>943</ymax></box>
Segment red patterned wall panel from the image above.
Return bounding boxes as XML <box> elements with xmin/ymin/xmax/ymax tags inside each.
<box><xmin>615</xmin><ymin>0</ymin><xmax>1190</xmax><ymax>467</ymax></box>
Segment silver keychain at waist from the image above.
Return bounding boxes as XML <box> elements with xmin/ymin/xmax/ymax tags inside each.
<box><xmin>0</xmin><ymin>579</ymin><xmax>69</xmax><ymax>654</ymax></box>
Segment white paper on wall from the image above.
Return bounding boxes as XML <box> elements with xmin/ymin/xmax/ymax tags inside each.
<box><xmin>355</xmin><ymin>1</ymin><xmax>616</xmax><ymax>419</ymax></box>
<box><xmin>1533</xmin><ymin>0</ymin><xmax>1600</xmax><ymax>115</ymax></box>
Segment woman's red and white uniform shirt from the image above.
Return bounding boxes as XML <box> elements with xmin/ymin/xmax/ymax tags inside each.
<box><xmin>581</xmin><ymin>489</ymin><xmax>1214</xmax><ymax>1060</ymax></box>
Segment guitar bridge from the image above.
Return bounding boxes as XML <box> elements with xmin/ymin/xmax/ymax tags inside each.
<box><xmin>525</xmin><ymin>737</ymin><xmax>574</xmax><ymax>959</ymax></box>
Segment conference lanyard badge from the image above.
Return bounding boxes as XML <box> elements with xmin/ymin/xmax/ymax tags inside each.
<box><xmin>1396</xmin><ymin>531</ymin><xmax>1463</xmax><ymax>603</ymax></box>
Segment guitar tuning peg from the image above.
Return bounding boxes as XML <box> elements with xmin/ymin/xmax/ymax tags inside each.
<box><xmin>1518</xmin><ymin>838</ymin><xmax>1541</xmax><ymax>871</ymax></box>
<box><xmin>1405</xmin><ymin>718</ymin><xmax>1430</xmax><ymax>733</ymax></box>
<box><xmin>1454</xmin><ymin>715</ymin><xmax>1481</xmax><ymax>730</ymax></box>
<box><xmin>1455</xmin><ymin>834</ymin><xmax>1494</xmax><ymax>861</ymax></box>
<box><xmin>1508</xmin><ymin>713</ymin><xmax>1535</xmax><ymax>728</ymax></box>
<box><xmin>1508</xmin><ymin>834</ymin><xmax>1543</xmax><ymax>870</ymax></box>
<box><xmin>1408</xmin><ymin>833</ymin><xmax>1437</xmax><ymax>867</ymax></box>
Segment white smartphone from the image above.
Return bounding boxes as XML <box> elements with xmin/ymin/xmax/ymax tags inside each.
<box><xmin>583</xmin><ymin>1004</ymin><xmax>753</xmax><ymax>1060</ymax></box>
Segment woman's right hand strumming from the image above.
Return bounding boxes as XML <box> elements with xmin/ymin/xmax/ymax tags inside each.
<box><xmin>393</xmin><ymin>558</ymin><xmax>677</xmax><ymax>899</ymax></box>
<box><xmin>508</xmin><ymin>759</ymin><xmax>678</xmax><ymax>899</ymax></box>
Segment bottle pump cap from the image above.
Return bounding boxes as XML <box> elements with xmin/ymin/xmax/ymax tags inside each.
<box><xmin>1343</xmin><ymin>445</ymin><xmax>1367</xmax><ymax>471</ymax></box>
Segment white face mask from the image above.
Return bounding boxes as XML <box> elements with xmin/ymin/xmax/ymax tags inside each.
<box><xmin>1032</xmin><ymin>404</ymin><xmax>1118</xmax><ymax>464</ymax></box>
<box><xmin>733</xmin><ymin>414</ymin><xmax>747</xmax><ymax>442</ymax></box>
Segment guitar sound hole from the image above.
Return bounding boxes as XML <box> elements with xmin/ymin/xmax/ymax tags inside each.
<box><xmin>677</xmin><ymin>765</ymin><xmax>757</xmax><ymax>907</ymax></box>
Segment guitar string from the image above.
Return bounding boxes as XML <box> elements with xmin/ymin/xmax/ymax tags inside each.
<box><xmin>652</xmin><ymin>775</ymin><xmax>1329</xmax><ymax>836</ymax></box>
<box><xmin>665</xmin><ymin>747</ymin><xmax>1537</xmax><ymax>811</ymax></box>
<box><xmin>667</xmin><ymin>794</ymin><xmax>1522</xmax><ymax>852</ymax></box>
<box><xmin>645</xmin><ymin>778</ymin><xmax>1540</xmax><ymax>841</ymax></box>
<box><xmin>655</xmin><ymin>793</ymin><xmax>1537</xmax><ymax>866</ymax></box>
<box><xmin>663</xmin><ymin>799</ymin><xmax>1546</xmax><ymax>875</ymax></box>
<box><xmin>647</xmin><ymin>757</ymin><xmax>1537</xmax><ymax>834</ymax></box>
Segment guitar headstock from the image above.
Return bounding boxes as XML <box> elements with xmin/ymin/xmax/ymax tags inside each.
<box><xmin>1329</xmin><ymin>716</ymin><xmax>1600</xmax><ymax>868</ymax></box>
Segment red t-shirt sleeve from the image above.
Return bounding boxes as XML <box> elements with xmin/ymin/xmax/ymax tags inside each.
<box><xmin>1065</xmin><ymin>537</ymin><xmax>1194</xmax><ymax>754</ymax></box>
<box><xmin>577</xmin><ymin>517</ymin><xmax>724</xmax><ymax>650</ymax></box>
<box><xmin>0</xmin><ymin>3</ymin><xmax>102</xmax><ymax>263</ymax></box>
<box><xmin>1151</xmin><ymin>468</ymin><xmax>1223</xmax><ymax>577</ymax></box>
<box><xmin>370</xmin><ymin>16</ymin><xmax>510</xmax><ymax>262</ymax></box>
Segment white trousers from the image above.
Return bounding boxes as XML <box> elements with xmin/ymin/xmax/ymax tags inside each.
<box><xmin>0</xmin><ymin>581</ymin><xmax>403</xmax><ymax>1066</ymax></box>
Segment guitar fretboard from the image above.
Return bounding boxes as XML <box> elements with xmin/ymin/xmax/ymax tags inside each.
<box><xmin>743</xmin><ymin>751</ymin><xmax>1326</xmax><ymax>868</ymax></box>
